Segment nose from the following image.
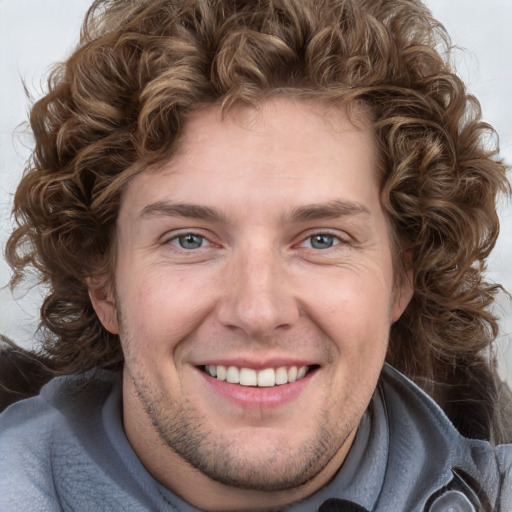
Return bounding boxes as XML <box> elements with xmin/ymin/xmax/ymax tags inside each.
<box><xmin>215</xmin><ymin>245</ymin><xmax>300</xmax><ymax>337</ymax></box>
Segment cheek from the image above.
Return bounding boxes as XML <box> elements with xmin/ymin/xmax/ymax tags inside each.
<box><xmin>306</xmin><ymin>265</ymin><xmax>394</xmax><ymax>338</ymax></box>
<box><xmin>117</xmin><ymin>267</ymin><xmax>217</xmax><ymax>355</ymax></box>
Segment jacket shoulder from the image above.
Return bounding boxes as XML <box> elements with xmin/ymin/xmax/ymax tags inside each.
<box><xmin>0</xmin><ymin>386</ymin><xmax>68</xmax><ymax>510</ymax></box>
<box><xmin>378</xmin><ymin>364</ymin><xmax>512</xmax><ymax>511</ymax></box>
<box><xmin>0</xmin><ymin>371</ymin><xmax>117</xmax><ymax>512</ymax></box>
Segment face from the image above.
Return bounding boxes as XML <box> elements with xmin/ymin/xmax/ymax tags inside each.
<box><xmin>91</xmin><ymin>97</ymin><xmax>412</xmax><ymax>509</ymax></box>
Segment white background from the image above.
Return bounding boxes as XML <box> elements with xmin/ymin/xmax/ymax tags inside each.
<box><xmin>1</xmin><ymin>0</ymin><xmax>511</xmax><ymax>382</ymax></box>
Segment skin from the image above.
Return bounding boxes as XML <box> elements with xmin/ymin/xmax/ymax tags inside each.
<box><xmin>90</xmin><ymin>97</ymin><xmax>413</xmax><ymax>511</ymax></box>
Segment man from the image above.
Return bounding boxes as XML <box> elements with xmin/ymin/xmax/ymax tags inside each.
<box><xmin>0</xmin><ymin>0</ymin><xmax>511</xmax><ymax>510</ymax></box>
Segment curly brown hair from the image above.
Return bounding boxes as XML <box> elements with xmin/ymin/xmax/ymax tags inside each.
<box><xmin>5</xmin><ymin>0</ymin><xmax>511</xmax><ymax>440</ymax></box>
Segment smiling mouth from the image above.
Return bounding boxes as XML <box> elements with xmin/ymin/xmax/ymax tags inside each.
<box><xmin>201</xmin><ymin>365</ymin><xmax>318</xmax><ymax>387</ymax></box>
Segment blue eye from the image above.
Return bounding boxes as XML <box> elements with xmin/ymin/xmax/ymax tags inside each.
<box><xmin>174</xmin><ymin>234</ymin><xmax>206</xmax><ymax>249</ymax></box>
<box><xmin>299</xmin><ymin>233</ymin><xmax>343</xmax><ymax>250</ymax></box>
<box><xmin>309</xmin><ymin>234</ymin><xmax>335</xmax><ymax>249</ymax></box>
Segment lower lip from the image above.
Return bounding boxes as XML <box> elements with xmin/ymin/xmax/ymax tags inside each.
<box><xmin>197</xmin><ymin>368</ymin><xmax>315</xmax><ymax>410</ymax></box>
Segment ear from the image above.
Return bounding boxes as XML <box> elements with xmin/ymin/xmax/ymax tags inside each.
<box><xmin>391</xmin><ymin>267</ymin><xmax>414</xmax><ymax>322</ymax></box>
<box><xmin>86</xmin><ymin>277</ymin><xmax>119</xmax><ymax>334</ymax></box>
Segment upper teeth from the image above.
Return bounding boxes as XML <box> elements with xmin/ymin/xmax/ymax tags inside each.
<box><xmin>205</xmin><ymin>365</ymin><xmax>309</xmax><ymax>387</ymax></box>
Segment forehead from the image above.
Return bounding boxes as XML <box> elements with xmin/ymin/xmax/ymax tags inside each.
<box><xmin>120</xmin><ymin>97</ymin><xmax>381</xmax><ymax>221</ymax></box>
<box><xmin>175</xmin><ymin>97</ymin><xmax>376</xmax><ymax>174</ymax></box>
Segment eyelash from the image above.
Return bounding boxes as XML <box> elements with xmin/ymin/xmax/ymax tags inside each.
<box><xmin>164</xmin><ymin>230</ymin><xmax>347</xmax><ymax>252</ymax></box>
<box><xmin>297</xmin><ymin>231</ymin><xmax>347</xmax><ymax>251</ymax></box>
<box><xmin>166</xmin><ymin>232</ymin><xmax>213</xmax><ymax>250</ymax></box>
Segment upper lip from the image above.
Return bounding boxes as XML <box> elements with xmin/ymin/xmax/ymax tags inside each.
<box><xmin>194</xmin><ymin>357</ymin><xmax>318</xmax><ymax>370</ymax></box>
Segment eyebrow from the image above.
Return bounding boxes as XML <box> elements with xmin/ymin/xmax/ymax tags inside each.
<box><xmin>287</xmin><ymin>200</ymin><xmax>371</xmax><ymax>222</ymax></box>
<box><xmin>139</xmin><ymin>202</ymin><xmax>227</xmax><ymax>223</ymax></box>
<box><xmin>138</xmin><ymin>199</ymin><xmax>371</xmax><ymax>224</ymax></box>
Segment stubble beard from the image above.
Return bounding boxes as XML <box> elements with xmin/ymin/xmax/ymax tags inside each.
<box><xmin>130</xmin><ymin>369</ymin><xmax>350</xmax><ymax>492</ymax></box>
<box><xmin>116</xmin><ymin>296</ymin><xmax>355</xmax><ymax>492</ymax></box>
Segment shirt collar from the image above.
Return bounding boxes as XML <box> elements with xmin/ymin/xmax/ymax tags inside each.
<box><xmin>286</xmin><ymin>382</ymin><xmax>389</xmax><ymax>511</ymax></box>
